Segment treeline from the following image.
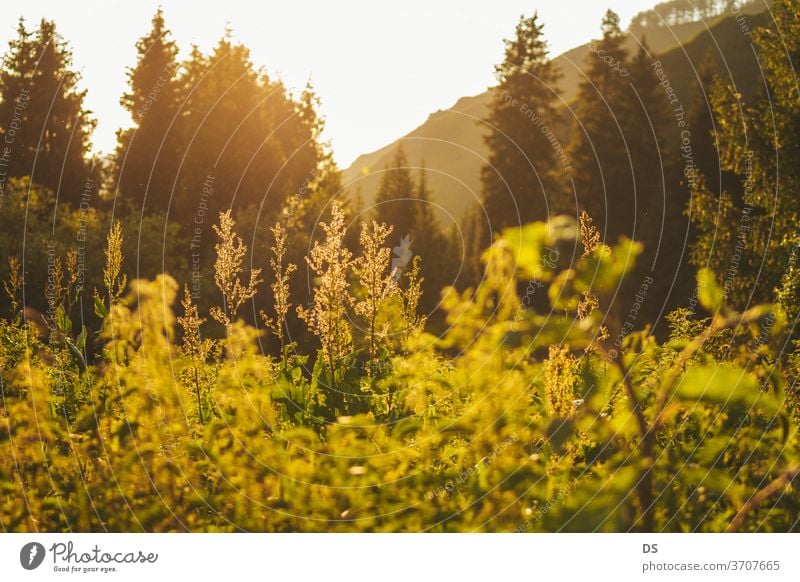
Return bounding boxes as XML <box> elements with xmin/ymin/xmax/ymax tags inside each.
<box><xmin>630</xmin><ymin>0</ymin><xmax>751</xmax><ymax>31</ymax></box>
<box><xmin>356</xmin><ymin>145</ymin><xmax>461</xmax><ymax>316</ymax></box>
<box><xmin>114</xmin><ymin>11</ymin><xmax>331</xmax><ymax>222</ymax></box>
<box><xmin>0</xmin><ymin>9</ymin><xmax>469</xmax><ymax>338</ymax></box>
<box><xmin>438</xmin><ymin>3</ymin><xmax>787</xmax><ymax>334</ymax></box>
<box><xmin>374</xmin><ymin>9</ymin><xmax>701</xmax><ymax>324</ymax></box>
<box><xmin>0</xmin><ymin>10</ymin><xmax>333</xmax><ymax>217</ymax></box>
<box><xmin>367</xmin><ymin>2</ymin><xmax>773</xmax><ymax>328</ymax></box>
<box><xmin>302</xmin><ymin>5</ymin><xmax>773</xmax><ymax>324</ymax></box>
<box><xmin>0</xmin><ymin>10</ymin><xmax>344</xmax><ymax>342</ymax></box>
<box><xmin>0</xmin><ymin>2</ymin><xmax>796</xmax><ymax>343</ymax></box>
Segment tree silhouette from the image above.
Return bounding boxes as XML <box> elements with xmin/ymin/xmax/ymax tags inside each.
<box><xmin>481</xmin><ymin>12</ymin><xmax>563</xmax><ymax>232</ymax></box>
<box><xmin>373</xmin><ymin>144</ymin><xmax>416</xmax><ymax>241</ymax></box>
<box><xmin>0</xmin><ymin>18</ymin><xmax>95</xmax><ymax>206</ymax></box>
<box><xmin>568</xmin><ymin>10</ymin><xmax>632</xmax><ymax>241</ymax></box>
<box><xmin>114</xmin><ymin>8</ymin><xmax>181</xmax><ymax>213</ymax></box>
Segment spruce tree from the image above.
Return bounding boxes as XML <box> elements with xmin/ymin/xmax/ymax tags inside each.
<box><xmin>568</xmin><ymin>10</ymin><xmax>631</xmax><ymax>241</ymax></box>
<box><xmin>457</xmin><ymin>204</ymin><xmax>493</xmax><ymax>291</ymax></box>
<box><xmin>172</xmin><ymin>32</ymin><xmax>322</xmax><ymax>227</ymax></box>
<box><xmin>481</xmin><ymin>12</ymin><xmax>562</xmax><ymax>232</ymax></box>
<box><xmin>622</xmin><ymin>40</ymin><xmax>675</xmax><ymax>247</ymax></box>
<box><xmin>0</xmin><ymin>19</ymin><xmax>34</xmax><ymax>188</ymax></box>
<box><xmin>0</xmin><ymin>18</ymin><xmax>94</xmax><ymax>205</ymax></box>
<box><xmin>412</xmin><ymin>163</ymin><xmax>450</xmax><ymax>313</ymax></box>
<box><xmin>373</xmin><ymin>144</ymin><xmax>416</xmax><ymax>241</ymax></box>
<box><xmin>687</xmin><ymin>54</ymin><xmax>722</xmax><ymax>192</ymax></box>
<box><xmin>115</xmin><ymin>8</ymin><xmax>180</xmax><ymax>213</ymax></box>
<box><xmin>622</xmin><ymin>41</ymin><xmax>694</xmax><ymax>326</ymax></box>
<box><xmin>412</xmin><ymin>162</ymin><xmax>439</xmax><ymax>243</ymax></box>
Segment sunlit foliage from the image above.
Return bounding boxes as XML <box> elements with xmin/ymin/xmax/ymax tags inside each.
<box><xmin>1</xmin><ymin>210</ymin><xmax>798</xmax><ymax>532</ymax></box>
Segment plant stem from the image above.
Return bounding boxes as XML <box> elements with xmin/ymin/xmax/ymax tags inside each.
<box><xmin>726</xmin><ymin>465</ymin><xmax>800</xmax><ymax>532</ymax></box>
<box><xmin>612</xmin><ymin>350</ymin><xmax>655</xmax><ymax>532</ymax></box>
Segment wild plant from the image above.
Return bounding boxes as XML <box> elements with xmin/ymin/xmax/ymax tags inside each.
<box><xmin>260</xmin><ymin>221</ymin><xmax>297</xmax><ymax>367</ymax></box>
<box><xmin>102</xmin><ymin>220</ymin><xmax>126</xmax><ymax>305</ymax></box>
<box><xmin>210</xmin><ymin>210</ymin><xmax>262</xmax><ymax>326</ymax></box>
<box><xmin>0</xmin><ymin>213</ymin><xmax>798</xmax><ymax>533</ymax></box>
<box><xmin>177</xmin><ymin>285</ymin><xmax>219</xmax><ymax>424</ymax></box>
<box><xmin>3</xmin><ymin>256</ymin><xmax>22</xmax><ymax>316</ymax></box>
<box><xmin>297</xmin><ymin>202</ymin><xmax>354</xmax><ymax>414</ymax></box>
<box><xmin>400</xmin><ymin>254</ymin><xmax>426</xmax><ymax>341</ymax></box>
<box><xmin>352</xmin><ymin>220</ymin><xmax>397</xmax><ymax>363</ymax></box>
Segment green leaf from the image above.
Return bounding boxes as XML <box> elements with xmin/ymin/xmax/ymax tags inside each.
<box><xmin>574</xmin><ymin>238</ymin><xmax>642</xmax><ymax>294</ymax></box>
<box><xmin>94</xmin><ymin>294</ymin><xmax>109</xmax><ymax>319</ymax></box>
<box><xmin>54</xmin><ymin>305</ymin><xmax>72</xmax><ymax>334</ymax></box>
<box><xmin>75</xmin><ymin>325</ymin><xmax>87</xmax><ymax>351</ymax></box>
<box><xmin>67</xmin><ymin>339</ymin><xmax>87</xmax><ymax>372</ymax></box>
<box><xmin>676</xmin><ymin>365</ymin><xmax>779</xmax><ymax>414</ymax></box>
<box><xmin>501</xmin><ymin>222</ymin><xmax>552</xmax><ymax>282</ymax></box>
<box><xmin>697</xmin><ymin>268</ymin><xmax>724</xmax><ymax>313</ymax></box>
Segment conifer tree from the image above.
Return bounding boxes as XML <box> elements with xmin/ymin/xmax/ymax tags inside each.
<box><xmin>457</xmin><ymin>204</ymin><xmax>490</xmax><ymax>290</ymax></box>
<box><xmin>686</xmin><ymin>54</ymin><xmax>722</xmax><ymax>194</ymax></box>
<box><xmin>0</xmin><ymin>18</ymin><xmax>94</xmax><ymax>205</ymax></box>
<box><xmin>411</xmin><ymin>163</ymin><xmax>450</xmax><ymax>313</ymax></box>
<box><xmin>568</xmin><ymin>10</ymin><xmax>631</xmax><ymax>241</ymax></box>
<box><xmin>481</xmin><ymin>12</ymin><xmax>563</xmax><ymax>232</ymax></box>
<box><xmin>620</xmin><ymin>41</ymin><xmax>694</xmax><ymax>325</ymax></box>
<box><xmin>373</xmin><ymin>144</ymin><xmax>416</xmax><ymax>242</ymax></box>
<box><xmin>0</xmin><ymin>19</ymin><xmax>34</xmax><ymax>186</ymax></box>
<box><xmin>172</xmin><ymin>31</ymin><xmax>323</xmax><ymax>226</ymax></box>
<box><xmin>115</xmin><ymin>8</ymin><xmax>180</xmax><ymax>213</ymax></box>
<box><xmin>624</xmin><ymin>41</ymin><xmax>671</xmax><ymax>240</ymax></box>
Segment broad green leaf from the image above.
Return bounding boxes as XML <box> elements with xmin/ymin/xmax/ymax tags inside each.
<box><xmin>94</xmin><ymin>294</ymin><xmax>108</xmax><ymax>319</ymax></box>
<box><xmin>55</xmin><ymin>305</ymin><xmax>72</xmax><ymax>333</ymax></box>
<box><xmin>676</xmin><ymin>365</ymin><xmax>779</xmax><ymax>414</ymax></box>
<box><xmin>501</xmin><ymin>222</ymin><xmax>552</xmax><ymax>282</ymax></box>
<box><xmin>697</xmin><ymin>268</ymin><xmax>724</xmax><ymax>313</ymax></box>
<box><xmin>574</xmin><ymin>237</ymin><xmax>641</xmax><ymax>293</ymax></box>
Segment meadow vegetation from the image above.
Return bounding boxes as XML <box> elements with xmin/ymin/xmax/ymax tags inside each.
<box><xmin>1</xmin><ymin>206</ymin><xmax>798</xmax><ymax>532</ymax></box>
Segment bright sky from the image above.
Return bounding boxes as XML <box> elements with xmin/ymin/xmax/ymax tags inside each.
<box><xmin>1</xmin><ymin>0</ymin><xmax>659</xmax><ymax>168</ymax></box>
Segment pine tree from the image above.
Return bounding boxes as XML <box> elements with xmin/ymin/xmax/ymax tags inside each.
<box><xmin>0</xmin><ymin>19</ymin><xmax>34</xmax><ymax>187</ymax></box>
<box><xmin>0</xmin><ymin>18</ymin><xmax>94</xmax><ymax>205</ymax></box>
<box><xmin>682</xmin><ymin>51</ymin><xmax>746</xmax><ymax>216</ymax></box>
<box><xmin>682</xmin><ymin>53</ymin><xmax>743</xmax><ymax>303</ymax></box>
<box><xmin>412</xmin><ymin>162</ymin><xmax>439</xmax><ymax>243</ymax></box>
<box><xmin>458</xmin><ymin>204</ymin><xmax>490</xmax><ymax>290</ymax></box>
<box><xmin>373</xmin><ymin>144</ymin><xmax>416</xmax><ymax>241</ymax></box>
<box><xmin>114</xmin><ymin>8</ymin><xmax>180</xmax><ymax>213</ymax></box>
<box><xmin>412</xmin><ymin>163</ymin><xmax>450</xmax><ymax>313</ymax></box>
<box><xmin>624</xmin><ymin>41</ymin><xmax>671</xmax><ymax>237</ymax></box>
<box><xmin>481</xmin><ymin>12</ymin><xmax>563</xmax><ymax>232</ymax></box>
<box><xmin>620</xmin><ymin>41</ymin><xmax>694</xmax><ymax>326</ymax></box>
<box><xmin>568</xmin><ymin>10</ymin><xmax>631</xmax><ymax>241</ymax></box>
<box><xmin>687</xmin><ymin>54</ymin><xmax>722</xmax><ymax>192</ymax></box>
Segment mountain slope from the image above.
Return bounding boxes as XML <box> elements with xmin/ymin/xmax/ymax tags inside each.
<box><xmin>342</xmin><ymin>3</ymin><xmax>769</xmax><ymax>226</ymax></box>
